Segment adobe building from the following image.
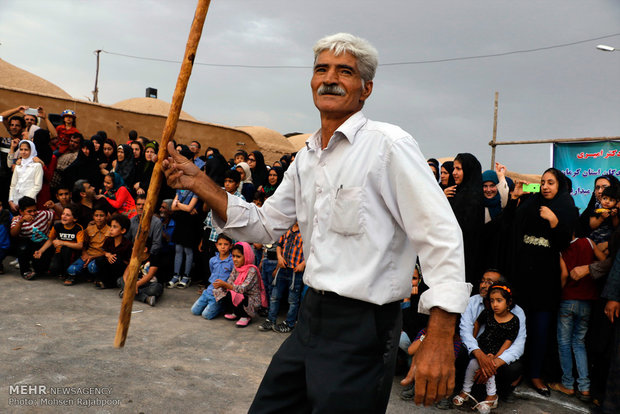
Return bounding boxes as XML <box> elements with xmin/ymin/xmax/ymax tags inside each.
<box><xmin>0</xmin><ymin>58</ymin><xmax>295</xmax><ymax>164</ymax></box>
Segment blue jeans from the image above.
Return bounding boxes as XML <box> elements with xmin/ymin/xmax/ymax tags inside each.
<box><xmin>174</xmin><ymin>244</ymin><xmax>193</xmax><ymax>276</ymax></box>
<box><xmin>261</xmin><ymin>259</ymin><xmax>277</xmax><ymax>300</ymax></box>
<box><xmin>267</xmin><ymin>267</ymin><xmax>304</xmax><ymax>327</ymax></box>
<box><xmin>191</xmin><ymin>289</ymin><xmax>221</xmax><ymax>320</ymax></box>
<box><xmin>67</xmin><ymin>257</ymin><xmax>99</xmax><ymax>277</ymax></box>
<box><xmin>557</xmin><ymin>300</ymin><xmax>591</xmax><ymax>391</ymax></box>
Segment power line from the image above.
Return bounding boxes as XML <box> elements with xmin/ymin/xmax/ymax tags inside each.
<box><xmin>101</xmin><ymin>32</ymin><xmax>620</xmax><ymax>69</ymax></box>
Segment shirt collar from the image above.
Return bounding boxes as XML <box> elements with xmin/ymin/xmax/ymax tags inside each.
<box><xmin>306</xmin><ymin>111</ymin><xmax>367</xmax><ymax>151</ymax></box>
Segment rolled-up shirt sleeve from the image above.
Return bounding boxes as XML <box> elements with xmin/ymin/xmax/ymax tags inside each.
<box><xmin>382</xmin><ymin>136</ymin><xmax>471</xmax><ymax>314</ymax></box>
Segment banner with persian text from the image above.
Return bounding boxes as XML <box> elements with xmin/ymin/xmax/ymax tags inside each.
<box><xmin>553</xmin><ymin>141</ymin><xmax>620</xmax><ymax>213</ymax></box>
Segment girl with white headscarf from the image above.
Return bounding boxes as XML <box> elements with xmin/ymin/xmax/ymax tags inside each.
<box><xmin>8</xmin><ymin>140</ymin><xmax>44</xmax><ymax>212</ymax></box>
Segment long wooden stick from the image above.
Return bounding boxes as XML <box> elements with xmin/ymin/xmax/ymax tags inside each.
<box><xmin>114</xmin><ymin>0</ymin><xmax>212</xmax><ymax>348</ymax></box>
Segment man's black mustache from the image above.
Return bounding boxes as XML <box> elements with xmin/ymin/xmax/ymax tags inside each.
<box><xmin>317</xmin><ymin>84</ymin><xmax>346</xmax><ymax>96</ymax></box>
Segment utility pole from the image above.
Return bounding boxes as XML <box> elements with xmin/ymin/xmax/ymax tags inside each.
<box><xmin>93</xmin><ymin>49</ymin><xmax>101</xmax><ymax>103</ymax></box>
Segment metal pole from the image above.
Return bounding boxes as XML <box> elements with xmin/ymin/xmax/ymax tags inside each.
<box><xmin>93</xmin><ymin>50</ymin><xmax>101</xmax><ymax>103</ymax></box>
<box><xmin>490</xmin><ymin>91</ymin><xmax>498</xmax><ymax>169</ymax></box>
<box><xmin>114</xmin><ymin>0</ymin><xmax>212</xmax><ymax>348</ymax></box>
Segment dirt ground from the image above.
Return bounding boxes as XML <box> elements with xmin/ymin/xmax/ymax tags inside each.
<box><xmin>0</xmin><ymin>261</ymin><xmax>594</xmax><ymax>413</ymax></box>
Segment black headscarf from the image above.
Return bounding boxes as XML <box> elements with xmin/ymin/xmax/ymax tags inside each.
<box><xmin>33</xmin><ymin>128</ymin><xmax>53</xmax><ymax>165</ymax></box>
<box><xmin>440</xmin><ymin>161</ymin><xmax>456</xmax><ymax>189</ymax></box>
<box><xmin>203</xmin><ymin>147</ymin><xmax>228</xmax><ymax>187</ymax></box>
<box><xmin>427</xmin><ymin>158</ymin><xmax>440</xmax><ymax>181</ymax></box>
<box><xmin>91</xmin><ymin>134</ymin><xmax>106</xmax><ymax>164</ymax></box>
<box><xmin>449</xmin><ymin>153</ymin><xmax>485</xmax><ymax>285</ymax></box>
<box><xmin>63</xmin><ymin>140</ymin><xmax>101</xmax><ymax>190</ymax></box>
<box><xmin>250</xmin><ymin>150</ymin><xmax>269</xmax><ymax>188</ymax></box>
<box><xmin>115</xmin><ymin>144</ymin><xmax>135</xmax><ymax>187</ymax></box>
<box><xmin>263</xmin><ymin>166</ymin><xmax>284</xmax><ymax>198</ymax></box>
<box><xmin>577</xmin><ymin>175</ymin><xmax>620</xmax><ymax>237</ymax></box>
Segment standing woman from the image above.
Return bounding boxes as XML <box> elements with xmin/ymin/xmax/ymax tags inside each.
<box><xmin>32</xmin><ymin>129</ymin><xmax>56</xmax><ymax>209</ymax></box>
<box><xmin>112</xmin><ymin>144</ymin><xmax>135</xmax><ymax>189</ymax></box>
<box><xmin>248</xmin><ymin>151</ymin><xmax>268</xmax><ymax>191</ymax></box>
<box><xmin>130</xmin><ymin>140</ymin><xmax>146</xmax><ymax>195</ymax></box>
<box><xmin>8</xmin><ymin>140</ymin><xmax>43</xmax><ymax>212</ymax></box>
<box><xmin>440</xmin><ymin>161</ymin><xmax>455</xmax><ymax>190</ymax></box>
<box><xmin>136</xmin><ymin>141</ymin><xmax>158</xmax><ymax>195</ymax></box>
<box><xmin>97</xmin><ymin>172</ymin><xmax>137</xmax><ymax>218</ymax></box>
<box><xmin>99</xmin><ymin>138</ymin><xmax>117</xmax><ymax>177</ymax></box>
<box><xmin>447</xmin><ymin>153</ymin><xmax>485</xmax><ymax>285</ymax></box>
<box><xmin>504</xmin><ymin>168</ymin><xmax>578</xmax><ymax>396</ymax></box>
<box><xmin>577</xmin><ymin>175</ymin><xmax>620</xmax><ymax>237</ymax></box>
<box><xmin>62</xmin><ymin>140</ymin><xmax>101</xmax><ymax>191</ymax></box>
<box><xmin>262</xmin><ymin>167</ymin><xmax>284</xmax><ymax>199</ymax></box>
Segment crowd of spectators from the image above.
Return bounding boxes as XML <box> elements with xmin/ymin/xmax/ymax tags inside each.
<box><xmin>2</xmin><ymin>105</ymin><xmax>620</xmax><ymax>412</ymax></box>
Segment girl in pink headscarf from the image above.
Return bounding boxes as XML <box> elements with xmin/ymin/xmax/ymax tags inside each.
<box><xmin>213</xmin><ymin>241</ymin><xmax>268</xmax><ymax>327</ymax></box>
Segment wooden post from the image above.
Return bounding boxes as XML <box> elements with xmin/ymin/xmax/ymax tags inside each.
<box><xmin>490</xmin><ymin>91</ymin><xmax>498</xmax><ymax>169</ymax></box>
<box><xmin>114</xmin><ymin>0</ymin><xmax>212</xmax><ymax>348</ymax></box>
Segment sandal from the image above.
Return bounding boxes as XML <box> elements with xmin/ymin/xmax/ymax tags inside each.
<box><xmin>473</xmin><ymin>396</ymin><xmax>498</xmax><ymax>412</ymax></box>
<box><xmin>549</xmin><ymin>382</ymin><xmax>575</xmax><ymax>396</ymax></box>
<box><xmin>64</xmin><ymin>278</ymin><xmax>75</xmax><ymax>286</ymax></box>
<box><xmin>452</xmin><ymin>392</ymin><xmax>472</xmax><ymax>406</ymax></box>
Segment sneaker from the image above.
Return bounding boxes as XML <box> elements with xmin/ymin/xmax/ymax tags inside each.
<box><xmin>400</xmin><ymin>384</ymin><xmax>415</xmax><ymax>401</ymax></box>
<box><xmin>177</xmin><ymin>276</ymin><xmax>191</xmax><ymax>289</ymax></box>
<box><xmin>64</xmin><ymin>277</ymin><xmax>75</xmax><ymax>286</ymax></box>
<box><xmin>167</xmin><ymin>275</ymin><xmax>181</xmax><ymax>288</ymax></box>
<box><xmin>273</xmin><ymin>321</ymin><xmax>293</xmax><ymax>333</ymax></box>
<box><xmin>22</xmin><ymin>271</ymin><xmax>36</xmax><ymax>280</ymax></box>
<box><xmin>11</xmin><ymin>258</ymin><xmax>19</xmax><ymax>269</ymax></box>
<box><xmin>224</xmin><ymin>313</ymin><xmax>238</xmax><ymax>320</ymax></box>
<box><xmin>119</xmin><ymin>289</ymin><xmax>124</xmax><ymax>298</ymax></box>
<box><xmin>146</xmin><ymin>296</ymin><xmax>156</xmax><ymax>306</ymax></box>
<box><xmin>236</xmin><ymin>317</ymin><xmax>251</xmax><ymax>327</ymax></box>
<box><xmin>258</xmin><ymin>320</ymin><xmax>275</xmax><ymax>331</ymax></box>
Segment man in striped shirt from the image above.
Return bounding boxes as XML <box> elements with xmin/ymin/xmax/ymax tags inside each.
<box><xmin>10</xmin><ymin>196</ymin><xmax>54</xmax><ymax>280</ymax></box>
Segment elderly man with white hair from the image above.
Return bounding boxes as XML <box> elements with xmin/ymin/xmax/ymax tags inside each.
<box><xmin>164</xmin><ymin>32</ymin><xmax>470</xmax><ymax>413</ymax></box>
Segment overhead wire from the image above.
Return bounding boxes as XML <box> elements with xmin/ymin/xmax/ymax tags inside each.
<box><xmin>100</xmin><ymin>32</ymin><xmax>620</xmax><ymax>69</ymax></box>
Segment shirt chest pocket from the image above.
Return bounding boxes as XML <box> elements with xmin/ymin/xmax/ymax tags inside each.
<box><xmin>330</xmin><ymin>186</ymin><xmax>365</xmax><ymax>236</ymax></box>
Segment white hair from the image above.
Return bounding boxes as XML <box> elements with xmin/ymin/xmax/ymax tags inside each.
<box><xmin>313</xmin><ymin>33</ymin><xmax>379</xmax><ymax>83</ymax></box>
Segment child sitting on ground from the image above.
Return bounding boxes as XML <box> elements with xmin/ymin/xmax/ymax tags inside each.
<box><xmin>66</xmin><ymin>203</ymin><xmax>110</xmax><ymax>284</ymax></box>
<box><xmin>118</xmin><ymin>238</ymin><xmax>163</xmax><ymax>306</ymax></box>
<box><xmin>191</xmin><ymin>234</ymin><xmax>233</xmax><ymax>319</ymax></box>
<box><xmin>212</xmin><ymin>242</ymin><xmax>267</xmax><ymax>328</ymax></box>
<box><xmin>93</xmin><ymin>213</ymin><xmax>132</xmax><ymax>289</ymax></box>
<box><xmin>10</xmin><ymin>196</ymin><xmax>55</xmax><ymax>280</ymax></box>
<box><xmin>33</xmin><ymin>204</ymin><xmax>84</xmax><ymax>285</ymax></box>
<box><xmin>453</xmin><ymin>283</ymin><xmax>519</xmax><ymax>412</ymax></box>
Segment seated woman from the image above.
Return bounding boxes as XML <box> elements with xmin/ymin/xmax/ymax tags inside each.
<box><xmin>8</xmin><ymin>140</ymin><xmax>43</xmax><ymax>213</ymax></box>
<box><xmin>212</xmin><ymin>242</ymin><xmax>268</xmax><ymax>328</ymax></box>
<box><xmin>96</xmin><ymin>172</ymin><xmax>137</xmax><ymax>218</ymax></box>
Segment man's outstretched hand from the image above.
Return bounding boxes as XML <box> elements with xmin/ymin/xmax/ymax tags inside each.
<box><xmin>400</xmin><ymin>308</ymin><xmax>456</xmax><ymax>406</ymax></box>
<box><xmin>162</xmin><ymin>141</ymin><xmax>201</xmax><ymax>191</ymax></box>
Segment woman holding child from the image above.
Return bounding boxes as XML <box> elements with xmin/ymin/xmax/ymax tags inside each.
<box><xmin>212</xmin><ymin>242</ymin><xmax>268</xmax><ymax>328</ymax></box>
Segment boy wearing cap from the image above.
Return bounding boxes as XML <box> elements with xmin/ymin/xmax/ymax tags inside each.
<box><xmin>55</xmin><ymin>109</ymin><xmax>80</xmax><ymax>154</ymax></box>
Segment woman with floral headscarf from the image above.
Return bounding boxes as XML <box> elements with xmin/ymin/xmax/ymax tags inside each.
<box><xmin>8</xmin><ymin>140</ymin><xmax>43</xmax><ymax>212</ymax></box>
<box><xmin>212</xmin><ymin>241</ymin><xmax>268</xmax><ymax>327</ymax></box>
<box><xmin>96</xmin><ymin>172</ymin><xmax>137</xmax><ymax>218</ymax></box>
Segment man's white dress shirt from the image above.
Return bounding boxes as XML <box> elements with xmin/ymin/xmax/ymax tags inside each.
<box><xmin>215</xmin><ymin>111</ymin><xmax>471</xmax><ymax>313</ymax></box>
